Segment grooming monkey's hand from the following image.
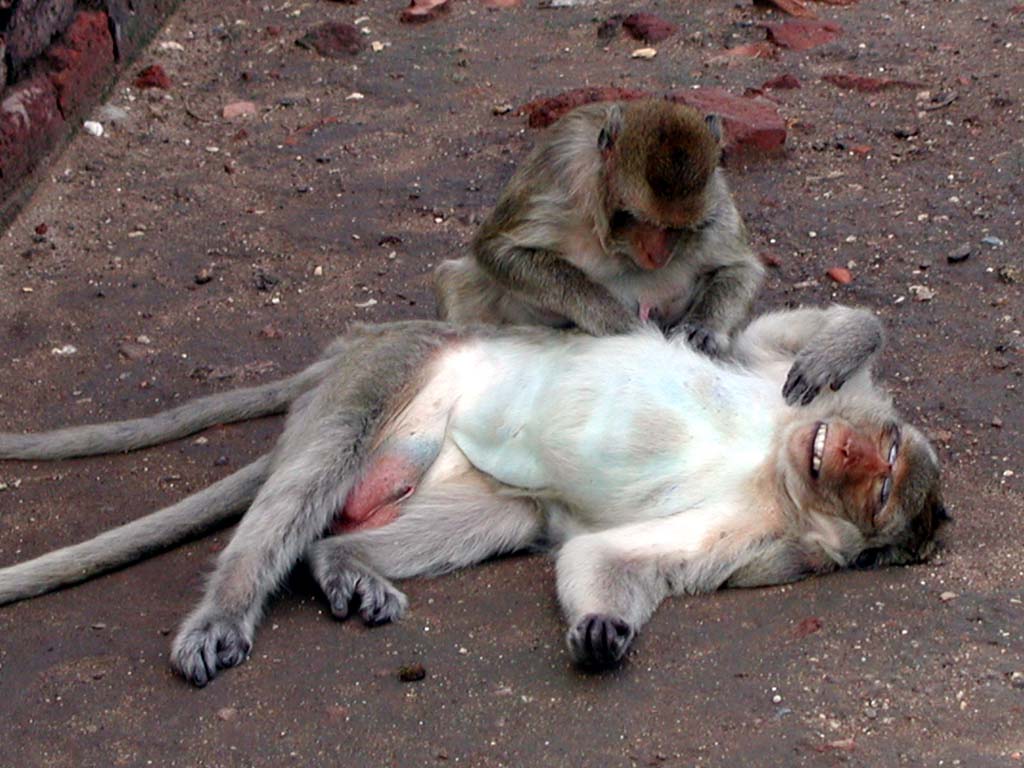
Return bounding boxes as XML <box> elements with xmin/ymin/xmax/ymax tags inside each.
<box><xmin>171</xmin><ymin>609</ymin><xmax>252</xmax><ymax>687</ymax></box>
<box><xmin>567</xmin><ymin>614</ymin><xmax>636</xmax><ymax>669</ymax></box>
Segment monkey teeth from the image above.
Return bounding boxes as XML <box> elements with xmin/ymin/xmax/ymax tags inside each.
<box><xmin>811</xmin><ymin>422</ymin><xmax>828</xmax><ymax>478</ymax></box>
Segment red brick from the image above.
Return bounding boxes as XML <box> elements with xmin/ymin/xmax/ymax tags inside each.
<box><xmin>765</xmin><ymin>20</ymin><xmax>842</xmax><ymax>51</ymax></box>
<box><xmin>668</xmin><ymin>88</ymin><xmax>787</xmax><ymax>156</ymax></box>
<box><xmin>45</xmin><ymin>11</ymin><xmax>116</xmax><ymax>117</ymax></box>
<box><xmin>621</xmin><ymin>13</ymin><xmax>677</xmax><ymax>44</ymax></box>
<box><xmin>399</xmin><ymin>0</ymin><xmax>450</xmax><ymax>23</ymax></box>
<box><xmin>5</xmin><ymin>0</ymin><xmax>75</xmax><ymax>75</ymax></box>
<box><xmin>0</xmin><ymin>75</ymin><xmax>65</xmax><ymax>194</ymax></box>
<box><xmin>518</xmin><ymin>87</ymin><xmax>649</xmax><ymax>129</ymax></box>
<box><xmin>754</xmin><ymin>0</ymin><xmax>817</xmax><ymax>18</ymax></box>
<box><xmin>821</xmin><ymin>73</ymin><xmax>920</xmax><ymax>93</ymax></box>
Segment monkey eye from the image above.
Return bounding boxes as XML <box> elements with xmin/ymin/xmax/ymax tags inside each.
<box><xmin>879</xmin><ymin>476</ymin><xmax>892</xmax><ymax>510</ymax></box>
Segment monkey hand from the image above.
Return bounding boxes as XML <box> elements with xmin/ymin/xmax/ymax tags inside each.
<box><xmin>567</xmin><ymin>613</ymin><xmax>636</xmax><ymax>669</ymax></box>
<box><xmin>676</xmin><ymin>323</ymin><xmax>726</xmax><ymax>357</ymax></box>
<box><xmin>171</xmin><ymin>608</ymin><xmax>253</xmax><ymax>687</ymax></box>
<box><xmin>783</xmin><ymin>347</ymin><xmax>855</xmax><ymax>406</ymax></box>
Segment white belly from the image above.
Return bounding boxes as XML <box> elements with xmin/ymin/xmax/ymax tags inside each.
<box><xmin>447</xmin><ymin>333</ymin><xmax>781</xmax><ymax>526</ymax></box>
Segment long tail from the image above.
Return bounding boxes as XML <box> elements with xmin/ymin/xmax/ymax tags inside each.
<box><xmin>0</xmin><ymin>455</ymin><xmax>272</xmax><ymax>605</ymax></box>
<box><xmin>0</xmin><ymin>358</ymin><xmax>335</xmax><ymax>461</ymax></box>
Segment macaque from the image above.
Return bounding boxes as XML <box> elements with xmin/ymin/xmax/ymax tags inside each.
<box><xmin>434</xmin><ymin>99</ymin><xmax>764</xmax><ymax>353</ymax></box>
<box><xmin>0</xmin><ymin>306</ymin><xmax>948</xmax><ymax>685</ymax></box>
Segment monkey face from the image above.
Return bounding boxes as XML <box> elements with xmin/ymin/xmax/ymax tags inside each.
<box><xmin>607</xmin><ymin>210</ymin><xmax>684</xmax><ymax>270</ymax></box>
<box><xmin>785</xmin><ymin>418</ymin><xmax>947</xmax><ymax>565</ymax></box>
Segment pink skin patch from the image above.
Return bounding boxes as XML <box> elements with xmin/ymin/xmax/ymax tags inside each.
<box><xmin>332</xmin><ymin>453</ymin><xmax>421</xmax><ymax>534</ymax></box>
<box><xmin>639</xmin><ymin>302</ymin><xmax>654</xmax><ymax>323</ymax></box>
<box><xmin>630</xmin><ymin>221</ymin><xmax>682</xmax><ymax>271</ymax></box>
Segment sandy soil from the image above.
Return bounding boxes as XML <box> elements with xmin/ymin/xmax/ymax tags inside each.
<box><xmin>0</xmin><ymin>0</ymin><xmax>1021</xmax><ymax>765</ymax></box>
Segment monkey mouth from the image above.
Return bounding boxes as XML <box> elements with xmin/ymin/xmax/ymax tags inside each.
<box><xmin>810</xmin><ymin>421</ymin><xmax>828</xmax><ymax>479</ymax></box>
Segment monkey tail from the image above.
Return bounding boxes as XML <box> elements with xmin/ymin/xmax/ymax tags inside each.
<box><xmin>0</xmin><ymin>358</ymin><xmax>334</xmax><ymax>461</ymax></box>
<box><xmin>0</xmin><ymin>455</ymin><xmax>272</xmax><ymax>605</ymax></box>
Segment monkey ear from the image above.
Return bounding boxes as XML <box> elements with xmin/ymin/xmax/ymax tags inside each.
<box><xmin>598</xmin><ymin>104</ymin><xmax>624</xmax><ymax>157</ymax></box>
<box><xmin>704</xmin><ymin>114</ymin><xmax>724</xmax><ymax>144</ymax></box>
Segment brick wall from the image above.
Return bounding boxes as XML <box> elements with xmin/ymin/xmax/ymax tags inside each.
<box><xmin>0</xmin><ymin>0</ymin><xmax>179</xmax><ymax>225</ymax></box>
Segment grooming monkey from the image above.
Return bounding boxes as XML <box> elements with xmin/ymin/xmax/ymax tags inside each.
<box><xmin>434</xmin><ymin>99</ymin><xmax>764</xmax><ymax>353</ymax></box>
<box><xmin>0</xmin><ymin>306</ymin><xmax>947</xmax><ymax>686</ymax></box>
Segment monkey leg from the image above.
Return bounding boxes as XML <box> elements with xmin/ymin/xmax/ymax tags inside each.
<box><xmin>170</xmin><ymin>326</ymin><xmax>459</xmax><ymax>686</ymax></box>
<box><xmin>309</xmin><ymin>461</ymin><xmax>544</xmax><ymax>625</ymax></box>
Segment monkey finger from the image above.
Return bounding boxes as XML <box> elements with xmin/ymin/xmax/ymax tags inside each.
<box><xmin>569</xmin><ymin>614</ymin><xmax>634</xmax><ymax>669</ymax></box>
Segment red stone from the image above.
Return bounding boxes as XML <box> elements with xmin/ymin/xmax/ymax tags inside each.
<box><xmin>135</xmin><ymin>63</ymin><xmax>172</xmax><ymax>90</ymax></box>
<box><xmin>0</xmin><ymin>75</ymin><xmax>65</xmax><ymax>196</ymax></box>
<box><xmin>399</xmin><ymin>0</ymin><xmax>450</xmax><ymax>23</ymax></box>
<box><xmin>765</xmin><ymin>20</ymin><xmax>842</xmax><ymax>51</ymax></box>
<box><xmin>759</xmin><ymin>252</ymin><xmax>782</xmax><ymax>268</ymax></box>
<box><xmin>296</xmin><ymin>23</ymin><xmax>365</xmax><ymax>56</ymax></box>
<box><xmin>668</xmin><ymin>88</ymin><xmax>787</xmax><ymax>156</ymax></box>
<box><xmin>35</xmin><ymin>222</ymin><xmax>48</xmax><ymax>235</ymax></box>
<box><xmin>622</xmin><ymin>13</ymin><xmax>677</xmax><ymax>44</ymax></box>
<box><xmin>762</xmin><ymin>73</ymin><xmax>801</xmax><ymax>90</ymax></box>
<box><xmin>45</xmin><ymin>11</ymin><xmax>116</xmax><ymax>116</ymax></box>
<box><xmin>754</xmin><ymin>0</ymin><xmax>817</xmax><ymax>18</ymax></box>
<box><xmin>518</xmin><ymin>87</ymin><xmax>649</xmax><ymax>129</ymax></box>
<box><xmin>826</xmin><ymin>267</ymin><xmax>853</xmax><ymax>284</ymax></box>
<box><xmin>793</xmin><ymin>616</ymin><xmax>823</xmax><ymax>637</ymax></box>
<box><xmin>848</xmin><ymin>144</ymin><xmax>872</xmax><ymax>156</ymax></box>
<box><xmin>709</xmin><ymin>42</ymin><xmax>778</xmax><ymax>63</ymax></box>
<box><xmin>821</xmin><ymin>73</ymin><xmax>920</xmax><ymax>93</ymax></box>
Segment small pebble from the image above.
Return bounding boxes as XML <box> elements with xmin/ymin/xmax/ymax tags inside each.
<box><xmin>948</xmin><ymin>244</ymin><xmax>972</xmax><ymax>263</ymax></box>
<box><xmin>83</xmin><ymin>121</ymin><xmax>104</xmax><ymax>137</ymax></box>
<box><xmin>631</xmin><ymin>47</ymin><xmax>657</xmax><ymax>59</ymax></box>
<box><xmin>939</xmin><ymin>591</ymin><xmax>957</xmax><ymax>602</ymax></box>
<box><xmin>981</xmin><ymin>235</ymin><xmax>1004</xmax><ymax>248</ymax></box>
<box><xmin>398</xmin><ymin>663</ymin><xmax>426</xmax><ymax>682</ymax></box>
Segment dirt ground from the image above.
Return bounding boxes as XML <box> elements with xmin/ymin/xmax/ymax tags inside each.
<box><xmin>0</xmin><ymin>0</ymin><xmax>1021</xmax><ymax>765</ymax></box>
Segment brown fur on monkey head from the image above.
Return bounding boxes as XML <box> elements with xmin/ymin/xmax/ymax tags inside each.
<box><xmin>602</xmin><ymin>100</ymin><xmax>722</xmax><ymax>232</ymax></box>
<box><xmin>599</xmin><ymin>100</ymin><xmax>723</xmax><ymax>272</ymax></box>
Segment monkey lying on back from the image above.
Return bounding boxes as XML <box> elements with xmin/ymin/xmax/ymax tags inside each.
<box><xmin>0</xmin><ymin>307</ymin><xmax>948</xmax><ymax>686</ymax></box>
<box><xmin>434</xmin><ymin>99</ymin><xmax>764</xmax><ymax>353</ymax></box>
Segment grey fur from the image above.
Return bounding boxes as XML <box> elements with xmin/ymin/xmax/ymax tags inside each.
<box><xmin>0</xmin><ymin>357</ymin><xmax>335</xmax><ymax>460</ymax></box>
<box><xmin>0</xmin><ymin>456</ymin><xmax>271</xmax><ymax>604</ymax></box>
<box><xmin>434</xmin><ymin>100</ymin><xmax>764</xmax><ymax>348</ymax></box>
<box><xmin>0</xmin><ymin>310</ymin><xmax>945</xmax><ymax>684</ymax></box>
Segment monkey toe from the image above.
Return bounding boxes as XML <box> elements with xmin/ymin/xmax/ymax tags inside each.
<box><xmin>355</xmin><ymin>574</ymin><xmax>408</xmax><ymax>626</ymax></box>
<box><xmin>319</xmin><ymin>570</ymin><xmax>360</xmax><ymax>621</ymax></box>
<box><xmin>567</xmin><ymin>614</ymin><xmax>635</xmax><ymax>670</ymax></box>
<box><xmin>171</xmin><ymin>615</ymin><xmax>252</xmax><ymax>687</ymax></box>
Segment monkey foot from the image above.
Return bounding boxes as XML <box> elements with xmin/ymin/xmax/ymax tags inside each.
<box><xmin>567</xmin><ymin>613</ymin><xmax>636</xmax><ymax>670</ymax></box>
<box><xmin>171</xmin><ymin>611</ymin><xmax>252</xmax><ymax>687</ymax></box>
<box><xmin>320</xmin><ymin>568</ymin><xmax>408</xmax><ymax>626</ymax></box>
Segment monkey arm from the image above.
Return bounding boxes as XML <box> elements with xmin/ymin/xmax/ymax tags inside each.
<box><xmin>731</xmin><ymin>305</ymin><xmax>885</xmax><ymax>405</ymax></box>
<box><xmin>476</xmin><ymin>240</ymin><xmax>642</xmax><ymax>336</ymax></box>
<box><xmin>672</xmin><ymin>256</ymin><xmax>765</xmax><ymax>355</ymax></box>
<box><xmin>555</xmin><ymin>507</ymin><xmax>786</xmax><ymax>668</ymax></box>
